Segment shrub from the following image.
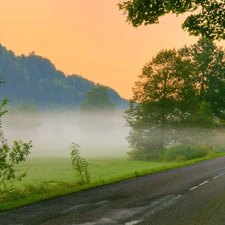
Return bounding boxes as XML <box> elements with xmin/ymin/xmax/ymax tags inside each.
<box><xmin>70</xmin><ymin>142</ymin><xmax>90</xmax><ymax>184</ymax></box>
<box><xmin>0</xmin><ymin>96</ymin><xmax>32</xmax><ymax>190</ymax></box>
<box><xmin>210</xmin><ymin>146</ymin><xmax>225</xmax><ymax>154</ymax></box>
<box><xmin>128</xmin><ymin>149</ymin><xmax>165</xmax><ymax>161</ymax></box>
<box><xmin>163</xmin><ymin>145</ymin><xmax>209</xmax><ymax>162</ymax></box>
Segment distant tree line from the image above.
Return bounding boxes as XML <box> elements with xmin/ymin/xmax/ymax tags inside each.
<box><xmin>2</xmin><ymin>105</ymin><xmax>41</xmax><ymax>132</ymax></box>
<box><xmin>0</xmin><ymin>45</ymin><xmax>128</xmax><ymax>111</ymax></box>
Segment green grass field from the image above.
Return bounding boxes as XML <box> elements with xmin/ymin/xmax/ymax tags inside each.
<box><xmin>1</xmin><ymin>153</ymin><xmax>225</xmax><ymax>212</ymax></box>
<box><xmin>13</xmin><ymin>157</ymin><xmax>176</xmax><ymax>187</ymax></box>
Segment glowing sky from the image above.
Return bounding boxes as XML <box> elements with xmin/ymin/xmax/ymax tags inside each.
<box><xmin>1</xmin><ymin>1</ymin><xmax>225</xmax><ymax>99</ymax></box>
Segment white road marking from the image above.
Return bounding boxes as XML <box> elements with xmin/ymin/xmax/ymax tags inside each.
<box><xmin>214</xmin><ymin>173</ymin><xmax>225</xmax><ymax>179</ymax></box>
<box><xmin>199</xmin><ymin>180</ymin><xmax>209</xmax><ymax>186</ymax></box>
<box><xmin>125</xmin><ymin>220</ymin><xmax>143</xmax><ymax>225</ymax></box>
<box><xmin>189</xmin><ymin>170</ymin><xmax>225</xmax><ymax>191</ymax></box>
<box><xmin>190</xmin><ymin>180</ymin><xmax>209</xmax><ymax>191</ymax></box>
<box><xmin>190</xmin><ymin>186</ymin><xmax>198</xmax><ymax>191</ymax></box>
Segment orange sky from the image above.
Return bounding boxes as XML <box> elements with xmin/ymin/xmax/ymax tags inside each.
<box><xmin>1</xmin><ymin>1</ymin><xmax>225</xmax><ymax>99</ymax></box>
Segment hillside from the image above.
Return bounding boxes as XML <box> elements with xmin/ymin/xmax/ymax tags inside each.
<box><xmin>0</xmin><ymin>45</ymin><xmax>128</xmax><ymax>111</ymax></box>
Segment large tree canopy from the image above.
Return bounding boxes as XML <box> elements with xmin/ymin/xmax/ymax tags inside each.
<box><xmin>179</xmin><ymin>38</ymin><xmax>225</xmax><ymax>119</ymax></box>
<box><xmin>125</xmin><ymin>49</ymin><xmax>198</xmax><ymax>160</ymax></box>
<box><xmin>125</xmin><ymin>38</ymin><xmax>225</xmax><ymax>160</ymax></box>
<box><xmin>118</xmin><ymin>0</ymin><xmax>225</xmax><ymax>40</ymax></box>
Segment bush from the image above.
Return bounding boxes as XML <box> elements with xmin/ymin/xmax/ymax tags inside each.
<box><xmin>127</xmin><ymin>148</ymin><xmax>165</xmax><ymax>161</ymax></box>
<box><xmin>163</xmin><ymin>145</ymin><xmax>209</xmax><ymax>162</ymax></box>
<box><xmin>0</xmin><ymin>96</ymin><xmax>32</xmax><ymax>190</ymax></box>
<box><xmin>210</xmin><ymin>146</ymin><xmax>225</xmax><ymax>154</ymax></box>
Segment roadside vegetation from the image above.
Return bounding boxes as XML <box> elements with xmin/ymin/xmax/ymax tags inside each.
<box><xmin>1</xmin><ymin>153</ymin><xmax>225</xmax><ymax>212</ymax></box>
<box><xmin>0</xmin><ymin>78</ymin><xmax>32</xmax><ymax>193</ymax></box>
<box><xmin>70</xmin><ymin>142</ymin><xmax>90</xmax><ymax>184</ymax></box>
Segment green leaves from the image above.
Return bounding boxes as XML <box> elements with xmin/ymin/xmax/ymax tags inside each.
<box><xmin>125</xmin><ymin>38</ymin><xmax>225</xmax><ymax>160</ymax></box>
<box><xmin>126</xmin><ymin>49</ymin><xmax>194</xmax><ymax>156</ymax></box>
<box><xmin>0</xmin><ymin>132</ymin><xmax>32</xmax><ymax>188</ymax></box>
<box><xmin>118</xmin><ymin>0</ymin><xmax>225</xmax><ymax>40</ymax></box>
<box><xmin>179</xmin><ymin>38</ymin><xmax>225</xmax><ymax>119</ymax></box>
<box><xmin>80</xmin><ymin>85</ymin><xmax>116</xmax><ymax>113</ymax></box>
<box><xmin>0</xmin><ymin>97</ymin><xmax>8</xmax><ymax>129</ymax></box>
<box><xmin>10</xmin><ymin>140</ymin><xmax>32</xmax><ymax>164</ymax></box>
<box><xmin>0</xmin><ymin>79</ymin><xmax>32</xmax><ymax>189</ymax></box>
<box><xmin>70</xmin><ymin>142</ymin><xmax>90</xmax><ymax>184</ymax></box>
<box><xmin>183</xmin><ymin>1</ymin><xmax>225</xmax><ymax>40</ymax></box>
<box><xmin>79</xmin><ymin>85</ymin><xmax>116</xmax><ymax>136</ymax></box>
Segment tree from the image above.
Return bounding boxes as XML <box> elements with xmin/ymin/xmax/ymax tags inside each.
<box><xmin>125</xmin><ymin>49</ymin><xmax>198</xmax><ymax>160</ymax></box>
<box><xmin>177</xmin><ymin>38</ymin><xmax>225</xmax><ymax>147</ymax></box>
<box><xmin>79</xmin><ymin>85</ymin><xmax>116</xmax><ymax>147</ymax></box>
<box><xmin>79</xmin><ymin>85</ymin><xmax>116</xmax><ymax>132</ymax></box>
<box><xmin>179</xmin><ymin>38</ymin><xmax>225</xmax><ymax>120</ymax></box>
<box><xmin>118</xmin><ymin>0</ymin><xmax>225</xmax><ymax>40</ymax></box>
<box><xmin>178</xmin><ymin>101</ymin><xmax>216</xmax><ymax>146</ymax></box>
<box><xmin>80</xmin><ymin>85</ymin><xmax>116</xmax><ymax>114</ymax></box>
<box><xmin>0</xmin><ymin>78</ymin><xmax>32</xmax><ymax>189</ymax></box>
<box><xmin>125</xmin><ymin>44</ymin><xmax>221</xmax><ymax>160</ymax></box>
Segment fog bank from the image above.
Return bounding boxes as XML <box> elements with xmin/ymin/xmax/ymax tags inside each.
<box><xmin>2</xmin><ymin>110</ymin><xmax>130</xmax><ymax>158</ymax></box>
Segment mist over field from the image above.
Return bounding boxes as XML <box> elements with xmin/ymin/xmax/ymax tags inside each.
<box><xmin>2</xmin><ymin>108</ymin><xmax>225</xmax><ymax>159</ymax></box>
<box><xmin>2</xmin><ymin>110</ymin><xmax>130</xmax><ymax>158</ymax></box>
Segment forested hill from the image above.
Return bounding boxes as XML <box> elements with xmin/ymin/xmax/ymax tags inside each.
<box><xmin>0</xmin><ymin>44</ymin><xmax>128</xmax><ymax>111</ymax></box>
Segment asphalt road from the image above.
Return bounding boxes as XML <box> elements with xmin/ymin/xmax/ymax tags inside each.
<box><xmin>1</xmin><ymin>156</ymin><xmax>225</xmax><ymax>225</ymax></box>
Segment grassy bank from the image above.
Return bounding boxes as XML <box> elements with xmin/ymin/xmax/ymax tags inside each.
<box><xmin>1</xmin><ymin>153</ymin><xmax>225</xmax><ymax>212</ymax></box>
<box><xmin>12</xmin><ymin>158</ymin><xmax>176</xmax><ymax>187</ymax></box>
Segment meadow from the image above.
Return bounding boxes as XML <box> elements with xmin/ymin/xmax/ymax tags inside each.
<box><xmin>1</xmin><ymin>153</ymin><xmax>225</xmax><ymax>212</ymax></box>
<box><xmin>13</xmin><ymin>157</ymin><xmax>176</xmax><ymax>187</ymax></box>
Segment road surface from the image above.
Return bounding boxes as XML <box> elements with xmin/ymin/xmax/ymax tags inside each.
<box><xmin>1</xmin><ymin>156</ymin><xmax>225</xmax><ymax>225</ymax></box>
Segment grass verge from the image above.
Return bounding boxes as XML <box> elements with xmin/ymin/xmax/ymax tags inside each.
<box><xmin>1</xmin><ymin>153</ymin><xmax>225</xmax><ymax>212</ymax></box>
